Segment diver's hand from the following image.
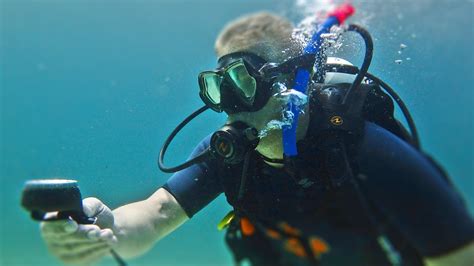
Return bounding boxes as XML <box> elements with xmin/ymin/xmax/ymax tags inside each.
<box><xmin>40</xmin><ymin>197</ymin><xmax>118</xmax><ymax>265</ymax></box>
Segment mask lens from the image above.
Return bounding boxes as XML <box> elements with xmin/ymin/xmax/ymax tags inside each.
<box><xmin>201</xmin><ymin>72</ymin><xmax>223</xmax><ymax>105</ymax></box>
<box><xmin>226</xmin><ymin>62</ymin><xmax>256</xmax><ymax>105</ymax></box>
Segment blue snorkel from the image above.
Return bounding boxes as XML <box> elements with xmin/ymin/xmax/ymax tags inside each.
<box><xmin>283</xmin><ymin>4</ymin><xmax>355</xmax><ymax>158</ymax></box>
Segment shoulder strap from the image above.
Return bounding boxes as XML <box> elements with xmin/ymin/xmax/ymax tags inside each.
<box><xmin>362</xmin><ymin>85</ymin><xmax>413</xmax><ymax>143</ymax></box>
<box><xmin>308</xmin><ymin>82</ymin><xmax>415</xmax><ymax>145</ymax></box>
<box><xmin>308</xmin><ymin>82</ymin><xmax>371</xmax><ymax>138</ymax></box>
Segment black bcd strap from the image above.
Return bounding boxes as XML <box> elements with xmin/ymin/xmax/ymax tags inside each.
<box><xmin>308</xmin><ymin>82</ymin><xmax>371</xmax><ymax>137</ymax></box>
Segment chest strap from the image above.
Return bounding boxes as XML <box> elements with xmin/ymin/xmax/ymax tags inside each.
<box><xmin>308</xmin><ymin>82</ymin><xmax>371</xmax><ymax>137</ymax></box>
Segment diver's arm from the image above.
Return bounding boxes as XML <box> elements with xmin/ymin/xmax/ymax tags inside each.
<box><xmin>357</xmin><ymin>122</ymin><xmax>474</xmax><ymax>261</ymax></box>
<box><xmin>109</xmin><ymin>135</ymin><xmax>221</xmax><ymax>258</ymax></box>
<box><xmin>111</xmin><ymin>135</ymin><xmax>222</xmax><ymax>258</ymax></box>
<box><xmin>111</xmin><ymin>188</ymin><xmax>189</xmax><ymax>258</ymax></box>
<box><xmin>424</xmin><ymin>242</ymin><xmax>474</xmax><ymax>266</ymax></box>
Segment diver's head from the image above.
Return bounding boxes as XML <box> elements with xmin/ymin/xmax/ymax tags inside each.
<box><xmin>214</xmin><ymin>12</ymin><xmax>300</xmax><ymax>62</ymax></box>
<box><xmin>199</xmin><ymin>12</ymin><xmax>303</xmax><ymax>130</ymax></box>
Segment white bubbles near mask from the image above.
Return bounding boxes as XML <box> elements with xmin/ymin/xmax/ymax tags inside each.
<box><xmin>258</xmin><ymin>84</ymin><xmax>308</xmax><ymax>138</ymax></box>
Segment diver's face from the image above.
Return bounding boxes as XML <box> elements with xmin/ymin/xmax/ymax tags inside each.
<box><xmin>226</xmin><ymin>73</ymin><xmax>309</xmax><ymax>160</ymax></box>
<box><xmin>226</xmin><ymin>70</ymin><xmax>309</xmax><ymax>146</ymax></box>
<box><xmin>226</xmin><ymin>75</ymin><xmax>292</xmax><ymax>134</ymax></box>
<box><xmin>227</xmin><ymin>94</ymin><xmax>285</xmax><ymax>132</ymax></box>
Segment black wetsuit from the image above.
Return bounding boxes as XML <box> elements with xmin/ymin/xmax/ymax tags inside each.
<box><xmin>163</xmin><ymin>122</ymin><xmax>473</xmax><ymax>265</ymax></box>
<box><xmin>163</xmin><ymin>85</ymin><xmax>474</xmax><ymax>265</ymax></box>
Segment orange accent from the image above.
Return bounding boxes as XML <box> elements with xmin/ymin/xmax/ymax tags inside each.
<box><xmin>265</xmin><ymin>229</ymin><xmax>281</xmax><ymax>240</ymax></box>
<box><xmin>240</xmin><ymin>217</ymin><xmax>255</xmax><ymax>236</ymax></box>
<box><xmin>284</xmin><ymin>237</ymin><xmax>307</xmax><ymax>258</ymax></box>
<box><xmin>309</xmin><ymin>237</ymin><xmax>330</xmax><ymax>258</ymax></box>
<box><xmin>279</xmin><ymin>222</ymin><xmax>301</xmax><ymax>236</ymax></box>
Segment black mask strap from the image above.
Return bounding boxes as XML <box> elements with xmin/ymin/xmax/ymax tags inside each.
<box><xmin>217</xmin><ymin>52</ymin><xmax>268</xmax><ymax>72</ymax></box>
<box><xmin>259</xmin><ymin>54</ymin><xmax>316</xmax><ymax>79</ymax></box>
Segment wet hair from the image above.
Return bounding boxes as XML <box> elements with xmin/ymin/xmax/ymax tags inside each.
<box><xmin>215</xmin><ymin>12</ymin><xmax>302</xmax><ymax>63</ymax></box>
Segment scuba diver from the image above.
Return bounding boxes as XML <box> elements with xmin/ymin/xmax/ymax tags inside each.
<box><xmin>39</xmin><ymin>6</ymin><xmax>473</xmax><ymax>266</ymax></box>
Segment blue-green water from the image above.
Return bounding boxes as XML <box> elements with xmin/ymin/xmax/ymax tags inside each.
<box><xmin>1</xmin><ymin>0</ymin><xmax>472</xmax><ymax>265</ymax></box>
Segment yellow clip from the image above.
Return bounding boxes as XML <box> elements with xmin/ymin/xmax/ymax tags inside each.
<box><xmin>217</xmin><ymin>210</ymin><xmax>235</xmax><ymax>231</ymax></box>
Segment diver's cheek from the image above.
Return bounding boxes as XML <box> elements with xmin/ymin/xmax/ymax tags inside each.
<box><xmin>226</xmin><ymin>97</ymin><xmax>287</xmax><ymax>131</ymax></box>
<box><xmin>226</xmin><ymin>112</ymin><xmax>258</xmax><ymax>128</ymax></box>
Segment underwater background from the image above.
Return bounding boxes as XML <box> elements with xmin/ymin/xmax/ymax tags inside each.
<box><xmin>1</xmin><ymin>0</ymin><xmax>473</xmax><ymax>265</ymax></box>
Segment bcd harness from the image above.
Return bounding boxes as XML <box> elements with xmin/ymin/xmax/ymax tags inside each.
<box><xmin>217</xmin><ymin>81</ymin><xmax>414</xmax><ymax>266</ymax></box>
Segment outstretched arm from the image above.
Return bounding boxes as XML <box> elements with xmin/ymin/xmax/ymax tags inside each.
<box><xmin>40</xmin><ymin>137</ymin><xmax>219</xmax><ymax>265</ymax></box>
<box><xmin>40</xmin><ymin>187</ymin><xmax>190</xmax><ymax>265</ymax></box>
<box><xmin>111</xmin><ymin>188</ymin><xmax>189</xmax><ymax>258</ymax></box>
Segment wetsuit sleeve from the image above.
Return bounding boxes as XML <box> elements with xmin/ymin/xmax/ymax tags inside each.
<box><xmin>162</xmin><ymin>135</ymin><xmax>223</xmax><ymax>218</ymax></box>
<box><xmin>356</xmin><ymin>122</ymin><xmax>474</xmax><ymax>257</ymax></box>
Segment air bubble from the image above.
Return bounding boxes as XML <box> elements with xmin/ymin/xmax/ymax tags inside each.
<box><xmin>321</xmin><ymin>33</ymin><xmax>339</xmax><ymax>40</ymax></box>
<box><xmin>259</xmin><ymin>89</ymin><xmax>308</xmax><ymax>138</ymax></box>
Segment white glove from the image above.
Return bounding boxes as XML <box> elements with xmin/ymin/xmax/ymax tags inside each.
<box><xmin>40</xmin><ymin>197</ymin><xmax>118</xmax><ymax>265</ymax></box>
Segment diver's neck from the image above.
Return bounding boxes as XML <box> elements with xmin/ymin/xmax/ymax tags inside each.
<box><xmin>256</xmin><ymin>105</ymin><xmax>310</xmax><ymax>168</ymax></box>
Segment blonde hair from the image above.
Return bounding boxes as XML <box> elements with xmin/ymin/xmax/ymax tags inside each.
<box><xmin>214</xmin><ymin>12</ymin><xmax>302</xmax><ymax>63</ymax></box>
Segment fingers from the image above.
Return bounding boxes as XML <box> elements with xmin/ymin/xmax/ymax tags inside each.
<box><xmin>98</xmin><ymin>228</ymin><xmax>116</xmax><ymax>242</ymax></box>
<box><xmin>42</xmin><ymin>222</ymin><xmax>118</xmax><ymax>266</ymax></box>
<box><xmin>45</xmin><ymin>230</ymin><xmax>116</xmax><ymax>247</ymax></box>
<box><xmin>84</xmin><ymin>228</ymin><xmax>116</xmax><ymax>243</ymax></box>
<box><xmin>57</xmin><ymin>242</ymin><xmax>112</xmax><ymax>266</ymax></box>
<box><xmin>39</xmin><ymin>198</ymin><xmax>117</xmax><ymax>266</ymax></box>
<box><xmin>48</xmin><ymin>240</ymin><xmax>110</xmax><ymax>257</ymax></box>
<box><xmin>41</xmin><ymin>219</ymin><xmax>79</xmax><ymax>238</ymax></box>
<box><xmin>42</xmin><ymin>223</ymin><xmax>110</xmax><ymax>243</ymax></box>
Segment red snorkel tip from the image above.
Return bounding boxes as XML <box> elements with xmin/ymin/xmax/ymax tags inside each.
<box><xmin>328</xmin><ymin>3</ymin><xmax>356</xmax><ymax>24</ymax></box>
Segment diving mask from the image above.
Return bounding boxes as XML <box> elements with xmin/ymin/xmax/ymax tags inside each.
<box><xmin>198</xmin><ymin>52</ymin><xmax>273</xmax><ymax>114</ymax></box>
<box><xmin>198</xmin><ymin>52</ymin><xmax>317</xmax><ymax>114</ymax></box>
